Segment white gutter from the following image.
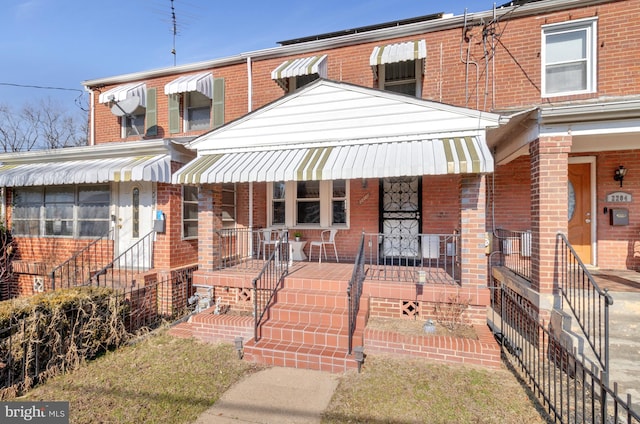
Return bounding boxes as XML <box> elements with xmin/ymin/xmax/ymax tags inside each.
<box><xmin>86</xmin><ymin>87</ymin><xmax>95</xmax><ymax>145</ymax></box>
<box><xmin>81</xmin><ymin>0</ymin><xmax>614</xmax><ymax>88</ymax></box>
<box><xmin>247</xmin><ymin>56</ymin><xmax>254</xmax><ymax>236</ymax></box>
<box><xmin>541</xmin><ymin>99</ymin><xmax>640</xmax><ymax>124</ymax></box>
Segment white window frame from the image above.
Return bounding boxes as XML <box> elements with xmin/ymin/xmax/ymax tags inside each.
<box><xmin>183</xmin><ymin>92</ymin><xmax>212</xmax><ymax>131</ymax></box>
<box><xmin>12</xmin><ymin>185</ymin><xmax>111</xmax><ymax>238</ymax></box>
<box><xmin>121</xmin><ymin>107</ymin><xmax>145</xmax><ymax>138</ymax></box>
<box><xmin>541</xmin><ymin>17</ymin><xmax>598</xmax><ymax>98</ymax></box>
<box><xmin>182</xmin><ymin>185</ymin><xmax>199</xmax><ymax>240</ymax></box>
<box><xmin>376</xmin><ymin>59</ymin><xmax>424</xmax><ymax>97</ymax></box>
<box><xmin>221</xmin><ymin>183</ymin><xmax>236</xmax><ymax>229</ymax></box>
<box><xmin>267</xmin><ymin>180</ymin><xmax>349</xmax><ymax>229</ymax></box>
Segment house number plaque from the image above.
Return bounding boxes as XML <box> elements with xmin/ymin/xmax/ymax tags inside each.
<box><xmin>606</xmin><ymin>191</ymin><xmax>632</xmax><ymax>203</ymax></box>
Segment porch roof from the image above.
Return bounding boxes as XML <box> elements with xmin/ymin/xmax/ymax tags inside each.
<box><xmin>173</xmin><ymin>135</ymin><xmax>492</xmax><ymax>184</ymax></box>
<box><xmin>0</xmin><ymin>139</ymin><xmax>193</xmax><ymax>187</ymax></box>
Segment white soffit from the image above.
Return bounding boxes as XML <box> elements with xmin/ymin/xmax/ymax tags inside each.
<box><xmin>98</xmin><ymin>82</ymin><xmax>147</xmax><ymax>107</ymax></box>
<box><xmin>370</xmin><ymin>39</ymin><xmax>426</xmax><ymax>66</ymax></box>
<box><xmin>271</xmin><ymin>55</ymin><xmax>328</xmax><ymax>88</ymax></box>
<box><xmin>0</xmin><ymin>155</ymin><xmax>171</xmax><ymax>187</ymax></box>
<box><xmin>173</xmin><ymin>135</ymin><xmax>492</xmax><ymax>184</ymax></box>
<box><xmin>164</xmin><ymin>72</ymin><xmax>214</xmax><ymax>99</ymax></box>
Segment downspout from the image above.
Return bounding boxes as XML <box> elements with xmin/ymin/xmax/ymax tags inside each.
<box><xmin>247</xmin><ymin>56</ymin><xmax>254</xmax><ymax>234</ymax></box>
<box><xmin>86</xmin><ymin>87</ymin><xmax>95</xmax><ymax>146</ymax></box>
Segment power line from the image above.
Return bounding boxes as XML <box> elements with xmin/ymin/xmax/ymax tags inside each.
<box><xmin>0</xmin><ymin>82</ymin><xmax>83</xmax><ymax>94</ymax></box>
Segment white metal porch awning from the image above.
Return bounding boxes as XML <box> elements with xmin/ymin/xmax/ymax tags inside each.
<box><xmin>98</xmin><ymin>82</ymin><xmax>147</xmax><ymax>107</ymax></box>
<box><xmin>0</xmin><ymin>154</ymin><xmax>172</xmax><ymax>187</ymax></box>
<box><xmin>173</xmin><ymin>136</ymin><xmax>493</xmax><ymax>184</ymax></box>
<box><xmin>369</xmin><ymin>40</ymin><xmax>427</xmax><ymax>66</ymax></box>
<box><xmin>271</xmin><ymin>55</ymin><xmax>328</xmax><ymax>89</ymax></box>
<box><xmin>164</xmin><ymin>72</ymin><xmax>214</xmax><ymax>99</ymax></box>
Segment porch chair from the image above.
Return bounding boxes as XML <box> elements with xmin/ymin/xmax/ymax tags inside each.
<box><xmin>308</xmin><ymin>229</ymin><xmax>339</xmax><ymax>263</ymax></box>
<box><xmin>258</xmin><ymin>229</ymin><xmax>279</xmax><ymax>260</ymax></box>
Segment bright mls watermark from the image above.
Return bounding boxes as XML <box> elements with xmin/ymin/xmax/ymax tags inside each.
<box><xmin>1</xmin><ymin>402</ymin><xmax>69</xmax><ymax>423</ymax></box>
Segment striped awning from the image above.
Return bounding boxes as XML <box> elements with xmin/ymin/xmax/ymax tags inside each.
<box><xmin>370</xmin><ymin>40</ymin><xmax>427</xmax><ymax>66</ymax></box>
<box><xmin>271</xmin><ymin>55</ymin><xmax>328</xmax><ymax>89</ymax></box>
<box><xmin>0</xmin><ymin>154</ymin><xmax>171</xmax><ymax>187</ymax></box>
<box><xmin>98</xmin><ymin>82</ymin><xmax>147</xmax><ymax>107</ymax></box>
<box><xmin>164</xmin><ymin>72</ymin><xmax>214</xmax><ymax>99</ymax></box>
<box><xmin>173</xmin><ymin>136</ymin><xmax>492</xmax><ymax>184</ymax></box>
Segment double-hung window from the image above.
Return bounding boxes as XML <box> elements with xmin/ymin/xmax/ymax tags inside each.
<box><xmin>542</xmin><ymin>17</ymin><xmax>597</xmax><ymax>97</ymax></box>
<box><xmin>13</xmin><ymin>185</ymin><xmax>110</xmax><ymax>238</ymax></box>
<box><xmin>221</xmin><ymin>183</ymin><xmax>236</xmax><ymax>229</ymax></box>
<box><xmin>269</xmin><ymin>180</ymin><xmax>348</xmax><ymax>228</ymax></box>
<box><xmin>123</xmin><ymin>107</ymin><xmax>146</xmax><ymax>137</ymax></box>
<box><xmin>182</xmin><ymin>186</ymin><xmax>198</xmax><ymax>239</ymax></box>
<box><xmin>186</xmin><ymin>92</ymin><xmax>212</xmax><ymax>131</ymax></box>
<box><xmin>378</xmin><ymin>60</ymin><xmax>423</xmax><ymax>97</ymax></box>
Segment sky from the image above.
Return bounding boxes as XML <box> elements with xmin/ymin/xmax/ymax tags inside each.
<box><xmin>0</xmin><ymin>0</ymin><xmax>496</xmax><ymax>116</ymax></box>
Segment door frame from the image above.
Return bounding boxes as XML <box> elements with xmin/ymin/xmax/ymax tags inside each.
<box><xmin>568</xmin><ymin>156</ymin><xmax>597</xmax><ymax>265</ymax></box>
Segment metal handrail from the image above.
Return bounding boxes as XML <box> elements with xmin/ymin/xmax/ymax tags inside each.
<box><xmin>89</xmin><ymin>230</ymin><xmax>155</xmax><ymax>289</ymax></box>
<box><xmin>347</xmin><ymin>232</ymin><xmax>366</xmax><ymax>354</ymax></box>
<box><xmin>50</xmin><ymin>228</ymin><xmax>114</xmax><ymax>290</ymax></box>
<box><xmin>493</xmin><ymin>228</ymin><xmax>532</xmax><ymax>281</ymax></box>
<box><xmin>252</xmin><ymin>231</ymin><xmax>289</xmax><ymax>342</ymax></box>
<box><xmin>557</xmin><ymin>233</ymin><xmax>613</xmax><ymax>382</ymax></box>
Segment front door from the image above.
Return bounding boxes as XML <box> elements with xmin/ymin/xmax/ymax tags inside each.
<box><xmin>116</xmin><ymin>181</ymin><xmax>154</xmax><ymax>268</ymax></box>
<box><xmin>568</xmin><ymin>163</ymin><xmax>592</xmax><ymax>263</ymax></box>
<box><xmin>380</xmin><ymin>177</ymin><xmax>421</xmax><ymax>259</ymax></box>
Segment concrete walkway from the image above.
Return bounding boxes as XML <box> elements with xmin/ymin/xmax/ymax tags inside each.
<box><xmin>193</xmin><ymin>367</ymin><xmax>339</xmax><ymax>424</ymax></box>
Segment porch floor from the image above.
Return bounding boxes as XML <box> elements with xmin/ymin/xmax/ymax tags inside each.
<box><xmin>590</xmin><ymin>268</ymin><xmax>640</xmax><ymax>293</ymax></box>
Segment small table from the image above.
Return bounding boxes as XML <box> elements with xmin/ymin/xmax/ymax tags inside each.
<box><xmin>289</xmin><ymin>241</ymin><xmax>307</xmax><ymax>261</ymax></box>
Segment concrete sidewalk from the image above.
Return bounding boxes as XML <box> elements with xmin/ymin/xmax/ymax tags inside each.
<box><xmin>193</xmin><ymin>367</ymin><xmax>339</xmax><ymax>424</ymax></box>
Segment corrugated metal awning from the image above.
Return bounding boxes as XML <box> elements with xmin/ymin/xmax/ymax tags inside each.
<box><xmin>98</xmin><ymin>82</ymin><xmax>147</xmax><ymax>107</ymax></box>
<box><xmin>271</xmin><ymin>55</ymin><xmax>328</xmax><ymax>89</ymax></box>
<box><xmin>164</xmin><ymin>72</ymin><xmax>214</xmax><ymax>99</ymax></box>
<box><xmin>369</xmin><ymin>40</ymin><xmax>427</xmax><ymax>66</ymax></box>
<box><xmin>174</xmin><ymin>136</ymin><xmax>492</xmax><ymax>184</ymax></box>
<box><xmin>0</xmin><ymin>154</ymin><xmax>171</xmax><ymax>187</ymax></box>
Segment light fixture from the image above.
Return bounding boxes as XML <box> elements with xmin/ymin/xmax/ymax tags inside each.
<box><xmin>614</xmin><ymin>165</ymin><xmax>627</xmax><ymax>187</ymax></box>
<box><xmin>361</xmin><ymin>179</ymin><xmax>368</xmax><ymax>189</ymax></box>
<box><xmin>354</xmin><ymin>346</ymin><xmax>365</xmax><ymax>373</ymax></box>
<box><xmin>234</xmin><ymin>336</ymin><xmax>244</xmax><ymax>359</ymax></box>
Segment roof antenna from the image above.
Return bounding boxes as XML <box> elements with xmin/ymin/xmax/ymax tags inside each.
<box><xmin>171</xmin><ymin>0</ymin><xmax>177</xmax><ymax>66</ymax></box>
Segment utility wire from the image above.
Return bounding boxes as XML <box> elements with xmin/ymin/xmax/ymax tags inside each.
<box><xmin>0</xmin><ymin>82</ymin><xmax>88</xmax><ymax>112</ymax></box>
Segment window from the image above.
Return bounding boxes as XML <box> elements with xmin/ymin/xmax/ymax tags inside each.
<box><xmin>122</xmin><ymin>106</ymin><xmax>145</xmax><ymax>137</ymax></box>
<box><xmin>13</xmin><ymin>185</ymin><xmax>110</xmax><ymax>238</ymax></box>
<box><xmin>542</xmin><ymin>18</ymin><xmax>597</xmax><ymax>97</ymax></box>
<box><xmin>375</xmin><ymin>60</ymin><xmax>423</xmax><ymax>97</ymax></box>
<box><xmin>182</xmin><ymin>186</ymin><xmax>198</xmax><ymax>239</ymax></box>
<box><xmin>186</xmin><ymin>92</ymin><xmax>211</xmax><ymax>131</ymax></box>
<box><xmin>287</xmin><ymin>74</ymin><xmax>319</xmax><ymax>93</ymax></box>
<box><xmin>268</xmin><ymin>180</ymin><xmax>348</xmax><ymax>228</ymax></box>
<box><xmin>221</xmin><ymin>183</ymin><xmax>236</xmax><ymax>228</ymax></box>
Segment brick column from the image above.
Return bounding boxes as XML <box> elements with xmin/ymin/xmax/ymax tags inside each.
<box><xmin>530</xmin><ymin>135</ymin><xmax>571</xmax><ymax>296</ymax></box>
<box><xmin>198</xmin><ymin>185</ymin><xmax>223</xmax><ymax>272</ymax></box>
<box><xmin>460</xmin><ymin>174</ymin><xmax>487</xmax><ymax>288</ymax></box>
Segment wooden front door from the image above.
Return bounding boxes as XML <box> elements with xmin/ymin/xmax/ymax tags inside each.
<box><xmin>568</xmin><ymin>163</ymin><xmax>592</xmax><ymax>263</ymax></box>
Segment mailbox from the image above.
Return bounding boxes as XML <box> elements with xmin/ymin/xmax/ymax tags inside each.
<box><xmin>609</xmin><ymin>208</ymin><xmax>629</xmax><ymax>226</ymax></box>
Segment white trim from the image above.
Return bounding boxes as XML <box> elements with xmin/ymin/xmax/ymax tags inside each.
<box><xmin>568</xmin><ymin>156</ymin><xmax>597</xmax><ymax>266</ymax></box>
<box><xmin>541</xmin><ymin>17</ymin><xmax>598</xmax><ymax>98</ymax></box>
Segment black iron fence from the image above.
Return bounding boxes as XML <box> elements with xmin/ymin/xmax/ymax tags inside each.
<box><xmin>493</xmin><ymin>280</ymin><xmax>638</xmax><ymax>423</ymax></box>
<box><xmin>363</xmin><ymin>232</ymin><xmax>460</xmax><ymax>284</ymax></box>
<box><xmin>252</xmin><ymin>231</ymin><xmax>289</xmax><ymax>342</ymax></box>
<box><xmin>557</xmin><ymin>233</ymin><xmax>613</xmax><ymax>382</ymax></box>
<box><xmin>90</xmin><ymin>230</ymin><xmax>155</xmax><ymax>289</ymax></box>
<box><xmin>493</xmin><ymin>228</ymin><xmax>532</xmax><ymax>281</ymax></box>
<box><xmin>50</xmin><ymin>229</ymin><xmax>114</xmax><ymax>290</ymax></box>
<box><xmin>0</xmin><ymin>266</ymin><xmax>196</xmax><ymax>397</ymax></box>
<box><xmin>347</xmin><ymin>232</ymin><xmax>366</xmax><ymax>354</ymax></box>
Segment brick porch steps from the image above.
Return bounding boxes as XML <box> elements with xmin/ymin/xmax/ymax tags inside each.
<box><xmin>242</xmin><ymin>275</ymin><xmax>367</xmax><ymax>373</ymax></box>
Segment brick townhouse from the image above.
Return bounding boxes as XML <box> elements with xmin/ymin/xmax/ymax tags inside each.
<box><xmin>0</xmin><ymin>0</ymin><xmax>638</xmax><ymax>369</ymax></box>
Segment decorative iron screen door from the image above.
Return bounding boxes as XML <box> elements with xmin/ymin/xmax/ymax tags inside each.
<box><xmin>380</xmin><ymin>177</ymin><xmax>421</xmax><ymax>259</ymax></box>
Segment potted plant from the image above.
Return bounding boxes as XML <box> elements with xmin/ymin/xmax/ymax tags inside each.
<box><xmin>293</xmin><ymin>231</ymin><xmax>303</xmax><ymax>242</ymax></box>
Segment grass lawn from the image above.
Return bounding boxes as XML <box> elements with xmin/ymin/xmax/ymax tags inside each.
<box><xmin>21</xmin><ymin>329</ymin><xmax>550</xmax><ymax>423</ymax></box>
